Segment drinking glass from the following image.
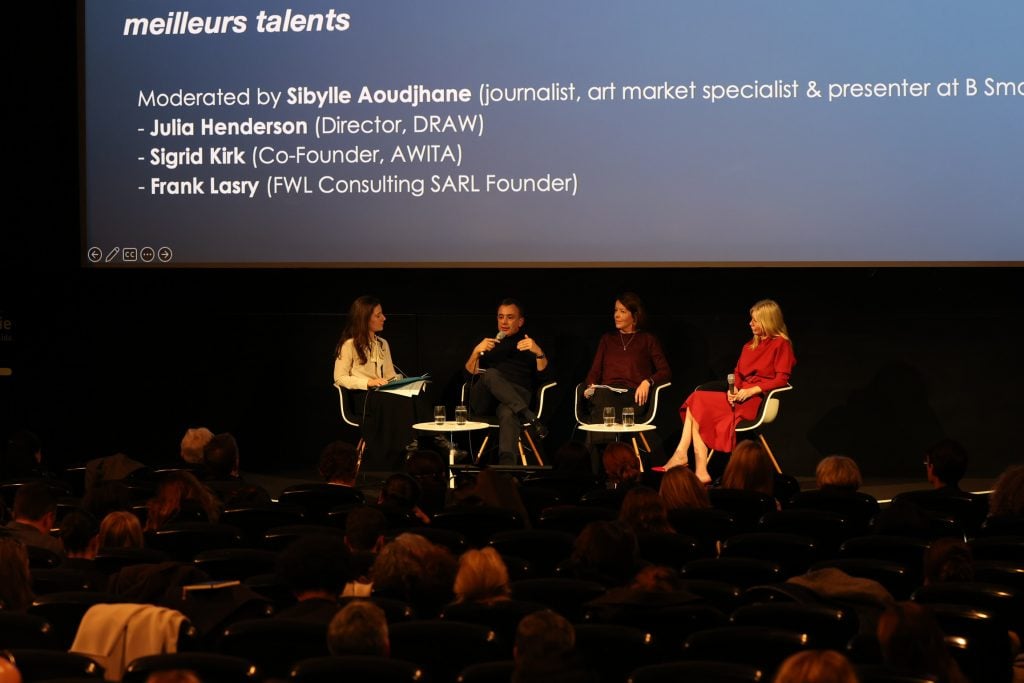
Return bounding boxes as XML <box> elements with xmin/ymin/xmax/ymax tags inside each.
<box><xmin>603</xmin><ymin>406</ymin><xmax>616</xmax><ymax>427</ymax></box>
<box><xmin>455</xmin><ymin>404</ymin><xmax>468</xmax><ymax>425</ymax></box>
<box><xmin>434</xmin><ymin>405</ymin><xmax>446</xmax><ymax>425</ymax></box>
<box><xmin>622</xmin><ymin>407</ymin><xmax>635</xmax><ymax>427</ymax></box>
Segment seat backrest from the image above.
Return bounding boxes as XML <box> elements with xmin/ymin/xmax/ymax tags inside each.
<box><xmin>738</xmin><ymin>384</ymin><xmax>793</xmax><ymax>431</ymax></box>
<box><xmin>334</xmin><ymin>384</ymin><xmax>360</xmax><ymax>427</ymax></box>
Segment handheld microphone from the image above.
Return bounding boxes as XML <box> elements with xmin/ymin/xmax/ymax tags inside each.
<box><xmin>495</xmin><ymin>330</ymin><xmax>507</xmax><ymax>341</ymax></box>
<box><xmin>727</xmin><ymin>373</ymin><xmax>736</xmax><ymax>395</ymax></box>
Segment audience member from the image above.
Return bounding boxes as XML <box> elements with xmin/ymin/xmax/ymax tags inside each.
<box><xmin>815</xmin><ymin>455</ymin><xmax>863</xmax><ymax>492</ymax></box>
<box><xmin>3</xmin><ymin>481</ymin><xmax>64</xmax><ymax>554</ymax></box>
<box><xmin>989</xmin><ymin>463</ymin><xmax>1024</xmax><ymax>518</ymax></box>
<box><xmin>319</xmin><ymin>440</ymin><xmax>360</xmax><ymax>487</ymax></box>
<box><xmin>327</xmin><ymin>600</ymin><xmax>390</xmax><ymax>657</ymax></box>
<box><xmin>377</xmin><ymin>473</ymin><xmax>430</xmax><ymax>525</ymax></box>
<box><xmin>721</xmin><ymin>440</ymin><xmax>776</xmax><ymax>501</ymax></box>
<box><xmin>773</xmin><ymin>649</ymin><xmax>859</xmax><ymax>683</ymax></box>
<box><xmin>180</xmin><ymin>427</ymin><xmax>214</xmax><ymax>465</ymax></box>
<box><xmin>343</xmin><ymin>506</ymin><xmax>387</xmax><ymax>597</ymax></box>
<box><xmin>923</xmin><ymin>538</ymin><xmax>974</xmax><ymax>584</ymax></box>
<box><xmin>0</xmin><ymin>536</ymin><xmax>34</xmax><ymax>611</ymax></box>
<box><xmin>659</xmin><ymin>466</ymin><xmax>710</xmax><ymax>510</ymax></box>
<box><xmin>513</xmin><ymin>610</ymin><xmax>594</xmax><ymax>683</ymax></box>
<box><xmin>0</xmin><ymin>657</ymin><xmax>23</xmax><ymax>683</ymax></box>
<box><xmin>99</xmin><ymin>510</ymin><xmax>145</xmax><ymax>549</ymax></box>
<box><xmin>405</xmin><ymin>449</ymin><xmax>448</xmax><ymax>517</ymax></box>
<box><xmin>451</xmin><ymin>468</ymin><xmax>530</xmax><ymax>528</ymax></box>
<box><xmin>602</xmin><ymin>442</ymin><xmax>641</xmax><ymax>489</ymax></box>
<box><xmin>144</xmin><ymin>471</ymin><xmax>221</xmax><ymax>531</ymax></box>
<box><xmin>877</xmin><ymin>601</ymin><xmax>968</xmax><ymax>683</ymax></box>
<box><xmin>274</xmin><ymin>533</ymin><xmax>351</xmax><ymax>623</ymax></box>
<box><xmin>922</xmin><ymin>439</ymin><xmax>971</xmax><ymax>494</ymax></box>
<box><xmin>201</xmin><ymin>432</ymin><xmax>271</xmax><ymax>507</ymax></box>
<box><xmin>618</xmin><ymin>486</ymin><xmax>675</xmax><ymax>535</ymax></box>
<box><xmin>565</xmin><ymin>520</ymin><xmax>641</xmax><ymax>587</ymax></box>
<box><xmin>453</xmin><ymin>547</ymin><xmax>512</xmax><ymax>605</ymax></box>
<box><xmin>371</xmin><ymin>532</ymin><xmax>457</xmax><ymax>618</ymax></box>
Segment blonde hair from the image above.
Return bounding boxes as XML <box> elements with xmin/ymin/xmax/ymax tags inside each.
<box><xmin>815</xmin><ymin>456</ymin><xmax>862</xmax><ymax>492</ymax></box>
<box><xmin>99</xmin><ymin>510</ymin><xmax>144</xmax><ymax>549</ymax></box>
<box><xmin>750</xmin><ymin>299</ymin><xmax>790</xmax><ymax>350</ymax></box>
<box><xmin>659</xmin><ymin>466</ymin><xmax>711</xmax><ymax>510</ymax></box>
<box><xmin>180</xmin><ymin>427</ymin><xmax>214</xmax><ymax>464</ymax></box>
<box><xmin>454</xmin><ymin>547</ymin><xmax>511</xmax><ymax>604</ymax></box>
<box><xmin>722</xmin><ymin>440</ymin><xmax>775</xmax><ymax>496</ymax></box>
<box><xmin>772</xmin><ymin>649</ymin><xmax>859</xmax><ymax>683</ymax></box>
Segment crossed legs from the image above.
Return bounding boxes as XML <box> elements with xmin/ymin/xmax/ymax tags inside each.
<box><xmin>665</xmin><ymin>409</ymin><xmax>712</xmax><ymax>484</ymax></box>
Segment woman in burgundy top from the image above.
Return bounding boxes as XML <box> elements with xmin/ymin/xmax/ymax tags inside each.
<box><xmin>662</xmin><ymin>299</ymin><xmax>795</xmax><ymax>484</ymax></box>
<box><xmin>583</xmin><ymin>292</ymin><xmax>672</xmax><ymax>422</ymax></box>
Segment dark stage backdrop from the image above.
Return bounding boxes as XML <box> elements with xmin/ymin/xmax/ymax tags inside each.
<box><xmin>1</xmin><ymin>267</ymin><xmax>1020</xmax><ymax>479</ymax></box>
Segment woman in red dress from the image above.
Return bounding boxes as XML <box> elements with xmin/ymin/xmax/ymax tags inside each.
<box><xmin>661</xmin><ymin>299</ymin><xmax>795</xmax><ymax>484</ymax></box>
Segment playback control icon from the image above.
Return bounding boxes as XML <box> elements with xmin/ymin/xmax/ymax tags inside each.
<box><xmin>86</xmin><ymin>246</ymin><xmax>174</xmax><ymax>263</ymax></box>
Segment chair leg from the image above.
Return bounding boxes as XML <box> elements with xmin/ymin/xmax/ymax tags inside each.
<box><xmin>474</xmin><ymin>434</ymin><xmax>490</xmax><ymax>465</ymax></box>
<box><xmin>520</xmin><ymin>430</ymin><xmax>545</xmax><ymax>466</ymax></box>
<box><xmin>638</xmin><ymin>432</ymin><xmax>652</xmax><ymax>453</ymax></box>
<box><xmin>759</xmin><ymin>434</ymin><xmax>783</xmax><ymax>474</ymax></box>
<box><xmin>630</xmin><ymin>437</ymin><xmax>645</xmax><ymax>473</ymax></box>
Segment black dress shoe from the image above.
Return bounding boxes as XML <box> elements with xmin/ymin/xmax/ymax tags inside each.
<box><xmin>526</xmin><ymin>419</ymin><xmax>549</xmax><ymax>440</ymax></box>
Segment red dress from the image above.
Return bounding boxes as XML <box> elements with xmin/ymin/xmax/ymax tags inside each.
<box><xmin>680</xmin><ymin>336</ymin><xmax>796</xmax><ymax>453</ymax></box>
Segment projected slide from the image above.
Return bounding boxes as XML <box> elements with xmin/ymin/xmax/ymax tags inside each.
<box><xmin>82</xmin><ymin>1</ymin><xmax>1023</xmax><ymax>266</ymax></box>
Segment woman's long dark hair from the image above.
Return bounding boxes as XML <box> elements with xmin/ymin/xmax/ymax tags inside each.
<box><xmin>337</xmin><ymin>295</ymin><xmax>381</xmax><ymax>364</ymax></box>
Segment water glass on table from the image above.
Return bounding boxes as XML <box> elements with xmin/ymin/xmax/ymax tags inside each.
<box><xmin>603</xmin><ymin>406</ymin><xmax>616</xmax><ymax>427</ymax></box>
<box><xmin>434</xmin><ymin>405</ymin><xmax>446</xmax><ymax>425</ymax></box>
<box><xmin>455</xmin><ymin>404</ymin><xmax>468</xmax><ymax>425</ymax></box>
<box><xmin>622</xmin><ymin>407</ymin><xmax>635</xmax><ymax>427</ymax></box>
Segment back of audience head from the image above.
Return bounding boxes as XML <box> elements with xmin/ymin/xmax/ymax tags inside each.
<box><xmin>602</xmin><ymin>442</ymin><xmax>641</xmax><ymax>488</ymax></box>
<box><xmin>514</xmin><ymin>609</ymin><xmax>575</xmax><ymax>663</ymax></box>
<box><xmin>99</xmin><ymin>510</ymin><xmax>144</xmax><ymax>549</ymax></box>
<box><xmin>722</xmin><ymin>440</ymin><xmax>775</xmax><ymax>496</ymax></box>
<box><xmin>12</xmin><ymin>481</ymin><xmax>58</xmax><ymax>527</ymax></box>
<box><xmin>405</xmin><ymin>449</ymin><xmax>448</xmax><ymax>516</ymax></box>
<box><xmin>659</xmin><ymin>466</ymin><xmax>710</xmax><ymax>510</ymax></box>
<box><xmin>619</xmin><ymin>486</ymin><xmax>674</xmax><ymax>535</ymax></box>
<box><xmin>571</xmin><ymin>520</ymin><xmax>640</xmax><ymax>586</ymax></box>
<box><xmin>877</xmin><ymin>601</ymin><xmax>967</xmax><ymax>683</ymax></box>
<box><xmin>989</xmin><ymin>463</ymin><xmax>1024</xmax><ymax>517</ymax></box>
<box><xmin>923</xmin><ymin>538</ymin><xmax>974</xmax><ymax>584</ymax></box>
<box><xmin>924</xmin><ymin>439</ymin><xmax>968</xmax><ymax>489</ymax></box>
<box><xmin>629</xmin><ymin>565</ymin><xmax>685</xmax><ymax>593</ymax></box>
<box><xmin>0</xmin><ymin>657</ymin><xmax>24</xmax><ymax>683</ymax></box>
<box><xmin>815</xmin><ymin>455</ymin><xmax>862</xmax><ymax>492</ymax></box>
<box><xmin>371</xmin><ymin>533</ymin><xmax>456</xmax><ymax>615</ymax></box>
<box><xmin>145</xmin><ymin>672</ymin><xmax>200</xmax><ymax>683</ymax></box>
<box><xmin>0</xmin><ymin>536</ymin><xmax>34</xmax><ymax>611</ymax></box>
<box><xmin>344</xmin><ymin>506</ymin><xmax>387</xmax><ymax>554</ymax></box>
<box><xmin>327</xmin><ymin>600</ymin><xmax>390</xmax><ymax>657</ymax></box>
<box><xmin>180</xmin><ymin>427</ymin><xmax>214</xmax><ymax>465</ymax></box>
<box><xmin>145</xmin><ymin>470</ymin><xmax>220</xmax><ymax>531</ymax></box>
<box><xmin>276</xmin><ymin>533</ymin><xmax>351</xmax><ymax>600</ymax></box>
<box><xmin>772</xmin><ymin>649</ymin><xmax>859</xmax><ymax>683</ymax></box>
<box><xmin>454</xmin><ymin>547</ymin><xmax>511</xmax><ymax>605</ymax></box>
<box><xmin>319</xmin><ymin>440</ymin><xmax>360</xmax><ymax>486</ymax></box>
<box><xmin>203</xmin><ymin>432</ymin><xmax>239</xmax><ymax>479</ymax></box>
<box><xmin>60</xmin><ymin>510</ymin><xmax>100</xmax><ymax>558</ymax></box>
<box><xmin>378</xmin><ymin>473</ymin><xmax>421</xmax><ymax>510</ymax></box>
